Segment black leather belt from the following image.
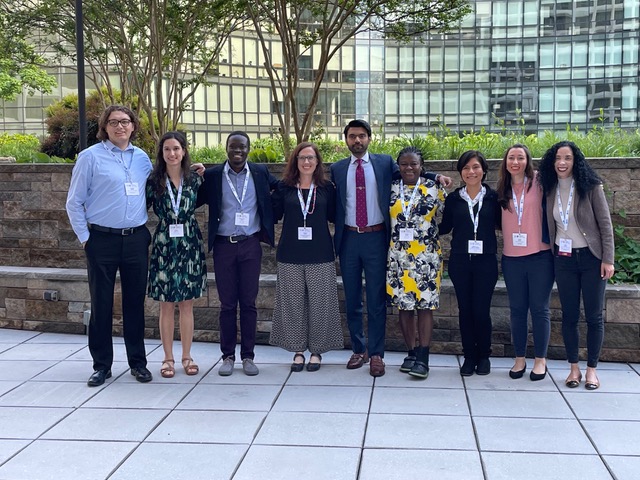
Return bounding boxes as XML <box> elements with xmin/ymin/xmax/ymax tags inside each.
<box><xmin>216</xmin><ymin>233</ymin><xmax>258</xmax><ymax>244</ymax></box>
<box><xmin>89</xmin><ymin>224</ymin><xmax>145</xmax><ymax>236</ymax></box>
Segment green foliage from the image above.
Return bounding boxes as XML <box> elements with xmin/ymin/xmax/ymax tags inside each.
<box><xmin>41</xmin><ymin>89</ymin><xmax>157</xmax><ymax>159</ymax></box>
<box><xmin>0</xmin><ymin>133</ymin><xmax>71</xmax><ymax>162</ymax></box>
<box><xmin>0</xmin><ymin>13</ymin><xmax>57</xmax><ymax>100</ymax></box>
<box><xmin>613</xmin><ymin>225</ymin><xmax>640</xmax><ymax>284</ymax></box>
<box><xmin>190</xmin><ymin>145</ymin><xmax>227</xmax><ymax>164</ymax></box>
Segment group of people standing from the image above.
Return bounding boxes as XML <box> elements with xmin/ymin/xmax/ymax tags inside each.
<box><xmin>66</xmin><ymin>107</ymin><xmax>614</xmax><ymax>391</ymax></box>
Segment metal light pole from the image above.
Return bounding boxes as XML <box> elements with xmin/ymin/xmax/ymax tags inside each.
<box><xmin>75</xmin><ymin>0</ymin><xmax>87</xmax><ymax>151</ymax></box>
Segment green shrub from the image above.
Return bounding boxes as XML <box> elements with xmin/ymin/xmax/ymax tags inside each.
<box><xmin>613</xmin><ymin>225</ymin><xmax>640</xmax><ymax>284</ymax></box>
<box><xmin>190</xmin><ymin>145</ymin><xmax>227</xmax><ymax>164</ymax></box>
<box><xmin>41</xmin><ymin>88</ymin><xmax>157</xmax><ymax>159</ymax></box>
<box><xmin>0</xmin><ymin>133</ymin><xmax>40</xmax><ymax>161</ymax></box>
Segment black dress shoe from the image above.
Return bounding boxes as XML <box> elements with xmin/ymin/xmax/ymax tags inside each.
<box><xmin>509</xmin><ymin>367</ymin><xmax>526</xmax><ymax>379</ymax></box>
<box><xmin>130</xmin><ymin>366</ymin><xmax>153</xmax><ymax>383</ymax></box>
<box><xmin>475</xmin><ymin>358</ymin><xmax>491</xmax><ymax>376</ymax></box>
<box><xmin>87</xmin><ymin>369</ymin><xmax>112</xmax><ymax>387</ymax></box>
<box><xmin>460</xmin><ymin>358</ymin><xmax>476</xmax><ymax>377</ymax></box>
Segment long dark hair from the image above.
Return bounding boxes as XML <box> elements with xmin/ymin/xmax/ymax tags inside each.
<box><xmin>537</xmin><ymin>141</ymin><xmax>602</xmax><ymax>198</ymax></box>
<box><xmin>148</xmin><ymin>131</ymin><xmax>192</xmax><ymax>197</ymax></box>
<box><xmin>282</xmin><ymin>142</ymin><xmax>327</xmax><ymax>187</ymax></box>
<box><xmin>496</xmin><ymin>144</ymin><xmax>534</xmax><ymax>210</ymax></box>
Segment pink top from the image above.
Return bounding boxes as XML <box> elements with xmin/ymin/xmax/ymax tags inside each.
<box><xmin>501</xmin><ymin>174</ymin><xmax>551</xmax><ymax>257</ymax></box>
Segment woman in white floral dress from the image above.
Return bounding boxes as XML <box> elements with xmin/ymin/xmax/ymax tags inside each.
<box><xmin>386</xmin><ymin>146</ymin><xmax>446</xmax><ymax>379</ymax></box>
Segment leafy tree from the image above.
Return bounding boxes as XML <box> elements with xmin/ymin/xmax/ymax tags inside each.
<box><xmin>0</xmin><ymin>0</ymin><xmax>244</xmax><ymax>141</ymax></box>
<box><xmin>243</xmin><ymin>0</ymin><xmax>471</xmax><ymax>155</ymax></box>
<box><xmin>0</xmin><ymin>14</ymin><xmax>57</xmax><ymax>100</ymax></box>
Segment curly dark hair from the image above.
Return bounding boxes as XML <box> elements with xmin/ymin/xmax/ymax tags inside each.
<box><xmin>96</xmin><ymin>105</ymin><xmax>140</xmax><ymax>142</ymax></box>
<box><xmin>282</xmin><ymin>142</ymin><xmax>327</xmax><ymax>187</ymax></box>
<box><xmin>537</xmin><ymin>141</ymin><xmax>602</xmax><ymax>198</ymax></box>
<box><xmin>148</xmin><ymin>131</ymin><xmax>192</xmax><ymax>197</ymax></box>
<box><xmin>496</xmin><ymin>144</ymin><xmax>535</xmax><ymax>210</ymax></box>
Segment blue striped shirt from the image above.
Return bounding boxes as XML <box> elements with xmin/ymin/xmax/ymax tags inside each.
<box><xmin>66</xmin><ymin>140</ymin><xmax>152</xmax><ymax>243</ymax></box>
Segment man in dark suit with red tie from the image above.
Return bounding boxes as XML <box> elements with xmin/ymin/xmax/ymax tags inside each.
<box><xmin>331</xmin><ymin>120</ymin><xmax>449</xmax><ymax>377</ymax></box>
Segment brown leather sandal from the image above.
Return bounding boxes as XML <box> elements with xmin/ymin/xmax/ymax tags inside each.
<box><xmin>182</xmin><ymin>357</ymin><xmax>199</xmax><ymax>376</ymax></box>
<box><xmin>161</xmin><ymin>359</ymin><xmax>175</xmax><ymax>378</ymax></box>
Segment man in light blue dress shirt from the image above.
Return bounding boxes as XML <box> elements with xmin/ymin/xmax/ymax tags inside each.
<box><xmin>66</xmin><ymin>105</ymin><xmax>154</xmax><ymax>387</ymax></box>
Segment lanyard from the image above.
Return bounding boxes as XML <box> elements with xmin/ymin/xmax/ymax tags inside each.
<box><xmin>511</xmin><ymin>177</ymin><xmax>527</xmax><ymax>229</ymax></box>
<box><xmin>224</xmin><ymin>163</ymin><xmax>250</xmax><ymax>208</ymax></box>
<box><xmin>165</xmin><ymin>177</ymin><xmax>183</xmax><ymax>223</ymax></box>
<box><xmin>460</xmin><ymin>186</ymin><xmax>486</xmax><ymax>239</ymax></box>
<box><xmin>102</xmin><ymin>141</ymin><xmax>133</xmax><ymax>182</ymax></box>
<box><xmin>399</xmin><ymin>178</ymin><xmax>422</xmax><ymax>219</ymax></box>
<box><xmin>296</xmin><ymin>183</ymin><xmax>315</xmax><ymax>227</ymax></box>
<box><xmin>556</xmin><ymin>180</ymin><xmax>575</xmax><ymax>232</ymax></box>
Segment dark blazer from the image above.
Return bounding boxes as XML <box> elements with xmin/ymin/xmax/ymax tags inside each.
<box><xmin>330</xmin><ymin>154</ymin><xmax>439</xmax><ymax>255</ymax></box>
<box><xmin>197</xmin><ymin>161</ymin><xmax>279</xmax><ymax>251</ymax></box>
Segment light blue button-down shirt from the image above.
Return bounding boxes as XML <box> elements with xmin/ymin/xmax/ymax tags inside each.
<box><xmin>66</xmin><ymin>140</ymin><xmax>153</xmax><ymax>243</ymax></box>
<box><xmin>217</xmin><ymin>162</ymin><xmax>261</xmax><ymax>236</ymax></box>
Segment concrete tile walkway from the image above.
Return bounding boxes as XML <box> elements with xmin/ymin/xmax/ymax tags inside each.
<box><xmin>0</xmin><ymin>328</ymin><xmax>639</xmax><ymax>480</ymax></box>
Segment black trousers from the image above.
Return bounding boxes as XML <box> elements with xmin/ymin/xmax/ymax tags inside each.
<box><xmin>85</xmin><ymin>226</ymin><xmax>151</xmax><ymax>371</ymax></box>
<box><xmin>448</xmin><ymin>253</ymin><xmax>498</xmax><ymax>360</ymax></box>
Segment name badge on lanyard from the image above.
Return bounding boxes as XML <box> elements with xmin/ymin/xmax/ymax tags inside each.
<box><xmin>235</xmin><ymin>212</ymin><xmax>250</xmax><ymax>226</ymax></box>
<box><xmin>166</xmin><ymin>177</ymin><xmax>184</xmax><ymax>238</ymax></box>
<box><xmin>297</xmin><ymin>183</ymin><xmax>315</xmax><ymax>240</ymax></box>
<box><xmin>557</xmin><ymin>180</ymin><xmax>575</xmax><ymax>257</ymax></box>
<box><xmin>169</xmin><ymin>224</ymin><xmax>184</xmax><ymax>238</ymax></box>
<box><xmin>225</xmin><ymin>165</ymin><xmax>251</xmax><ymax>227</ymax></box>
<box><xmin>511</xmin><ymin>179</ymin><xmax>528</xmax><ymax>247</ymax></box>
<box><xmin>399</xmin><ymin>179</ymin><xmax>421</xmax><ymax>242</ymax></box>
<box><xmin>461</xmin><ymin>186</ymin><xmax>485</xmax><ymax>254</ymax></box>
<box><xmin>399</xmin><ymin>228</ymin><xmax>415</xmax><ymax>241</ymax></box>
<box><xmin>125</xmin><ymin>182</ymin><xmax>139</xmax><ymax>196</ymax></box>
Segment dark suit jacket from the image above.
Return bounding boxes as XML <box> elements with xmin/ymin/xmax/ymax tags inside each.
<box><xmin>330</xmin><ymin>154</ymin><xmax>438</xmax><ymax>255</ymax></box>
<box><xmin>197</xmin><ymin>161</ymin><xmax>279</xmax><ymax>251</ymax></box>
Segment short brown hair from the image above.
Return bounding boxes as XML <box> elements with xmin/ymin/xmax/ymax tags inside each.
<box><xmin>96</xmin><ymin>105</ymin><xmax>140</xmax><ymax>142</ymax></box>
<box><xmin>282</xmin><ymin>142</ymin><xmax>327</xmax><ymax>187</ymax></box>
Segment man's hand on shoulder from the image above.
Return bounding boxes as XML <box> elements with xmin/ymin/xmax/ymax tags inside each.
<box><xmin>436</xmin><ymin>174</ymin><xmax>453</xmax><ymax>189</ymax></box>
<box><xmin>191</xmin><ymin>163</ymin><xmax>205</xmax><ymax>176</ymax></box>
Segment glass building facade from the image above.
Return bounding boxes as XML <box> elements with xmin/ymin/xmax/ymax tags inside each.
<box><xmin>1</xmin><ymin>0</ymin><xmax>639</xmax><ymax>146</ymax></box>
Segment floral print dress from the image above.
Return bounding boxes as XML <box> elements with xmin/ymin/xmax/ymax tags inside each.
<box><xmin>386</xmin><ymin>178</ymin><xmax>446</xmax><ymax>310</ymax></box>
<box><xmin>147</xmin><ymin>172</ymin><xmax>207</xmax><ymax>302</ymax></box>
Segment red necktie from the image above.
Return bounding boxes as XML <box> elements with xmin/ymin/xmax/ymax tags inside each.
<box><xmin>355</xmin><ymin>158</ymin><xmax>368</xmax><ymax>228</ymax></box>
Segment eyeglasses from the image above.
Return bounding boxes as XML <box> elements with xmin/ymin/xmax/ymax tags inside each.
<box><xmin>107</xmin><ymin>119</ymin><xmax>132</xmax><ymax>127</ymax></box>
<box><xmin>298</xmin><ymin>155</ymin><xmax>317</xmax><ymax>162</ymax></box>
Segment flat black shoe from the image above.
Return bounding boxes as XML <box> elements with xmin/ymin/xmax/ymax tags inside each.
<box><xmin>87</xmin><ymin>369</ymin><xmax>111</xmax><ymax>387</ymax></box>
<box><xmin>476</xmin><ymin>358</ymin><xmax>491</xmax><ymax>376</ymax></box>
<box><xmin>460</xmin><ymin>358</ymin><xmax>476</xmax><ymax>377</ymax></box>
<box><xmin>290</xmin><ymin>353</ymin><xmax>305</xmax><ymax>372</ymax></box>
<box><xmin>530</xmin><ymin>367</ymin><xmax>547</xmax><ymax>382</ymax></box>
<box><xmin>306</xmin><ymin>353</ymin><xmax>322</xmax><ymax>372</ymax></box>
<box><xmin>399</xmin><ymin>354</ymin><xmax>416</xmax><ymax>373</ymax></box>
<box><xmin>408</xmin><ymin>361</ymin><xmax>429</xmax><ymax>379</ymax></box>
<box><xmin>509</xmin><ymin>367</ymin><xmax>526</xmax><ymax>379</ymax></box>
<box><xmin>130</xmin><ymin>366</ymin><xmax>153</xmax><ymax>383</ymax></box>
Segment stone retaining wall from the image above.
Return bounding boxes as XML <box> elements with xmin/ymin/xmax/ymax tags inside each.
<box><xmin>1</xmin><ymin>160</ymin><xmax>640</xmax><ymax>361</ymax></box>
<box><xmin>1</xmin><ymin>266</ymin><xmax>639</xmax><ymax>362</ymax></box>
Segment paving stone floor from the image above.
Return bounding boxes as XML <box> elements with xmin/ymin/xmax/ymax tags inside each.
<box><xmin>0</xmin><ymin>328</ymin><xmax>639</xmax><ymax>480</ymax></box>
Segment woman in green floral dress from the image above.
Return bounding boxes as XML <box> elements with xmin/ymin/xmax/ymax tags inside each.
<box><xmin>147</xmin><ymin>131</ymin><xmax>207</xmax><ymax>378</ymax></box>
